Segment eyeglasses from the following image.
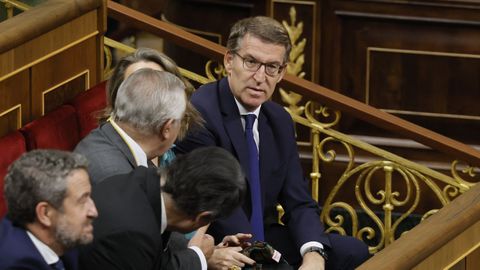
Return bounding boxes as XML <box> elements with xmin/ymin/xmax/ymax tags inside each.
<box><xmin>231</xmin><ymin>51</ymin><xmax>286</xmax><ymax>77</ymax></box>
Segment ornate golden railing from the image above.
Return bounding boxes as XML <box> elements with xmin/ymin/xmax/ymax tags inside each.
<box><xmin>287</xmin><ymin>102</ymin><xmax>478</xmax><ymax>253</ymax></box>
<box><xmin>1</xmin><ymin>0</ymin><xmax>31</xmax><ymax>19</ymax></box>
<box><xmin>105</xmin><ymin>1</ymin><xmax>480</xmax><ymax>254</ymax></box>
<box><xmin>104</xmin><ymin>37</ymin><xmax>215</xmax><ymax>85</ymax></box>
<box><xmin>278</xmin><ymin>6</ymin><xmax>478</xmax><ymax>253</ymax></box>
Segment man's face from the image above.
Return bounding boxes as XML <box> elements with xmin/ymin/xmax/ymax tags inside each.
<box><xmin>169</xmin><ymin>213</ymin><xmax>209</xmax><ymax>234</ymax></box>
<box><xmin>52</xmin><ymin>169</ymin><xmax>98</xmax><ymax>249</ymax></box>
<box><xmin>150</xmin><ymin>115</ymin><xmax>184</xmax><ymax>159</ymax></box>
<box><xmin>224</xmin><ymin>33</ymin><xmax>287</xmax><ymax>112</ymax></box>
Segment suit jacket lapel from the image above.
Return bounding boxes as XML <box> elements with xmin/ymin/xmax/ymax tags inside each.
<box><xmin>218</xmin><ymin>79</ymin><xmax>251</xmax><ymax>176</ymax></box>
<box><xmin>101</xmin><ymin>122</ymin><xmax>137</xmax><ymax>168</ymax></box>
<box><xmin>258</xmin><ymin>109</ymin><xmax>278</xmax><ymax>205</ymax></box>
<box><xmin>62</xmin><ymin>249</ymin><xmax>79</xmax><ymax>270</ymax></box>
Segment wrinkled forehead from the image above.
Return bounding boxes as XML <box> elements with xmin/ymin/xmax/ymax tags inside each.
<box><xmin>63</xmin><ymin>169</ymin><xmax>91</xmax><ymax>201</ymax></box>
<box><xmin>238</xmin><ymin>34</ymin><xmax>287</xmax><ymax>63</ymax></box>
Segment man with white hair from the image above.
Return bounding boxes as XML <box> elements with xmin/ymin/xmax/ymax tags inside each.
<box><xmin>75</xmin><ymin>69</ymin><xmax>212</xmax><ymax>269</ymax></box>
<box><xmin>75</xmin><ymin>69</ymin><xmax>187</xmax><ymax>184</ymax></box>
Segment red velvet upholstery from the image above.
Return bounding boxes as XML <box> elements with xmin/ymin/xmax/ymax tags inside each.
<box><xmin>69</xmin><ymin>81</ymin><xmax>107</xmax><ymax>138</ymax></box>
<box><xmin>20</xmin><ymin>105</ymin><xmax>80</xmax><ymax>151</ymax></box>
<box><xmin>0</xmin><ymin>131</ymin><xmax>27</xmax><ymax>218</ymax></box>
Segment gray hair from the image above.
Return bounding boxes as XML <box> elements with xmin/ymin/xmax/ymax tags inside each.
<box><xmin>4</xmin><ymin>150</ymin><xmax>88</xmax><ymax>227</ymax></box>
<box><xmin>112</xmin><ymin>69</ymin><xmax>187</xmax><ymax>136</ymax></box>
<box><xmin>227</xmin><ymin>16</ymin><xmax>292</xmax><ymax>63</ymax></box>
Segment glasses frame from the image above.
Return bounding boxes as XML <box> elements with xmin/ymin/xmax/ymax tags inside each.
<box><xmin>231</xmin><ymin>51</ymin><xmax>286</xmax><ymax>77</ymax></box>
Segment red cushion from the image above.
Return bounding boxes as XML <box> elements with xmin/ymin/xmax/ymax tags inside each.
<box><xmin>0</xmin><ymin>131</ymin><xmax>26</xmax><ymax>218</ymax></box>
<box><xmin>20</xmin><ymin>105</ymin><xmax>80</xmax><ymax>151</ymax></box>
<box><xmin>69</xmin><ymin>81</ymin><xmax>107</xmax><ymax>138</ymax></box>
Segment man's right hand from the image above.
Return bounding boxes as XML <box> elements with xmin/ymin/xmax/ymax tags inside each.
<box><xmin>207</xmin><ymin>246</ymin><xmax>256</xmax><ymax>270</ymax></box>
<box><xmin>219</xmin><ymin>233</ymin><xmax>252</xmax><ymax>248</ymax></box>
<box><xmin>188</xmin><ymin>224</ymin><xmax>215</xmax><ymax>260</ymax></box>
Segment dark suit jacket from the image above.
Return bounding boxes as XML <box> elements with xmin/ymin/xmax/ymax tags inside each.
<box><xmin>0</xmin><ymin>218</ymin><xmax>78</xmax><ymax>270</ymax></box>
<box><xmin>175</xmin><ymin>78</ymin><xmax>330</xmax><ymax>250</ymax></box>
<box><xmin>74</xmin><ymin>121</ymin><xmax>136</xmax><ymax>184</ymax></box>
<box><xmin>79</xmin><ymin>167</ymin><xmax>200</xmax><ymax>270</ymax></box>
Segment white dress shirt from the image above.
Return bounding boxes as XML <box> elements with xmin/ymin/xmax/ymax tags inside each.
<box><xmin>26</xmin><ymin>231</ymin><xmax>59</xmax><ymax>265</ymax></box>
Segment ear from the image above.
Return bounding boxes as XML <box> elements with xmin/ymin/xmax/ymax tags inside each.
<box><xmin>35</xmin><ymin>202</ymin><xmax>55</xmax><ymax>227</ymax></box>
<box><xmin>276</xmin><ymin>66</ymin><xmax>287</xmax><ymax>83</ymax></box>
<box><xmin>160</xmin><ymin>119</ymin><xmax>175</xmax><ymax>139</ymax></box>
<box><xmin>224</xmin><ymin>52</ymin><xmax>234</xmax><ymax>75</ymax></box>
<box><xmin>194</xmin><ymin>211</ymin><xmax>214</xmax><ymax>228</ymax></box>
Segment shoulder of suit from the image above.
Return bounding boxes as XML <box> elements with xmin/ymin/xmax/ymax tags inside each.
<box><xmin>262</xmin><ymin>100</ymin><xmax>291</xmax><ymax>118</ymax></box>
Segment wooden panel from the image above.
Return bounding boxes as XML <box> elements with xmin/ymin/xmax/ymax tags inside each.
<box><xmin>0</xmin><ymin>71</ymin><xmax>30</xmax><ymax>137</ymax></box>
<box><xmin>368</xmin><ymin>49</ymin><xmax>480</xmax><ymax>115</ymax></box>
<box><xmin>466</xmin><ymin>246</ymin><xmax>480</xmax><ymax>270</ymax></box>
<box><xmin>31</xmin><ymin>38</ymin><xmax>96</xmax><ymax>119</ymax></box>
<box><xmin>320</xmin><ymin>0</ymin><xmax>480</xmax><ymax>146</ymax></box>
<box><xmin>413</xmin><ymin>221</ymin><xmax>480</xmax><ymax>270</ymax></box>
<box><xmin>42</xmin><ymin>70</ymin><xmax>89</xmax><ymax>115</ymax></box>
<box><xmin>0</xmin><ymin>10</ymin><xmax>98</xmax><ymax>80</ymax></box>
<box><xmin>160</xmin><ymin>0</ymin><xmax>261</xmax><ymax>77</ymax></box>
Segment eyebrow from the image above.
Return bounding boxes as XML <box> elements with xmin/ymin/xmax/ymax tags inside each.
<box><xmin>76</xmin><ymin>192</ymin><xmax>91</xmax><ymax>203</ymax></box>
<box><xmin>243</xmin><ymin>54</ymin><xmax>282</xmax><ymax>66</ymax></box>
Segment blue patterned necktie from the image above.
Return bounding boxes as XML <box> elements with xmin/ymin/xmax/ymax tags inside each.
<box><xmin>244</xmin><ymin>114</ymin><xmax>264</xmax><ymax>241</ymax></box>
<box><xmin>50</xmin><ymin>259</ymin><xmax>65</xmax><ymax>270</ymax></box>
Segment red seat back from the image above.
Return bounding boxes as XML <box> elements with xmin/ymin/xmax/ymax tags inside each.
<box><xmin>69</xmin><ymin>81</ymin><xmax>107</xmax><ymax>138</ymax></box>
<box><xmin>20</xmin><ymin>105</ymin><xmax>80</xmax><ymax>151</ymax></box>
<box><xmin>0</xmin><ymin>131</ymin><xmax>27</xmax><ymax>218</ymax></box>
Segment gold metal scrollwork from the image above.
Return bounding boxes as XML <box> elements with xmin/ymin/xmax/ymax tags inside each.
<box><xmin>450</xmin><ymin>160</ymin><xmax>478</xmax><ymax>190</ymax></box>
<box><xmin>282</xmin><ymin>6</ymin><xmax>306</xmax><ymax>79</ymax></box>
<box><xmin>316</xmin><ymin>133</ymin><xmax>453</xmax><ymax>253</ymax></box>
<box><xmin>103</xmin><ymin>45</ymin><xmax>113</xmax><ymax>79</ymax></box>
<box><xmin>1</xmin><ymin>0</ymin><xmax>31</xmax><ymax>19</ymax></box>
<box><xmin>305</xmin><ymin>101</ymin><xmax>341</xmax><ymax>129</ymax></box>
<box><xmin>279</xmin><ymin>6</ymin><xmax>341</xmax><ymax>129</ymax></box>
<box><xmin>205</xmin><ymin>60</ymin><xmax>226</xmax><ymax>81</ymax></box>
<box><xmin>280</xmin><ymin>6</ymin><xmax>306</xmax><ymax>117</ymax></box>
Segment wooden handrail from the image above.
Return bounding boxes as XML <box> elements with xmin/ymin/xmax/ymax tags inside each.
<box><xmin>357</xmin><ymin>181</ymin><xmax>480</xmax><ymax>269</ymax></box>
<box><xmin>0</xmin><ymin>0</ymin><xmax>102</xmax><ymax>52</ymax></box>
<box><xmin>107</xmin><ymin>1</ymin><xmax>225</xmax><ymax>61</ymax></box>
<box><xmin>106</xmin><ymin>0</ymin><xmax>480</xmax><ymax>167</ymax></box>
<box><xmin>281</xmin><ymin>75</ymin><xmax>480</xmax><ymax>166</ymax></box>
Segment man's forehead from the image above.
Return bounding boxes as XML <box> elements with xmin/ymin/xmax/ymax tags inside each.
<box><xmin>239</xmin><ymin>35</ymin><xmax>286</xmax><ymax>62</ymax></box>
<box><xmin>64</xmin><ymin>169</ymin><xmax>90</xmax><ymax>197</ymax></box>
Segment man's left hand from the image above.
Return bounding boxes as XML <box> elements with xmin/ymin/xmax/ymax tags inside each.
<box><xmin>299</xmin><ymin>251</ymin><xmax>325</xmax><ymax>270</ymax></box>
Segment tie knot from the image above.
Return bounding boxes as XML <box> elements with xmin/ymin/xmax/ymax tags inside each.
<box><xmin>244</xmin><ymin>114</ymin><xmax>256</xmax><ymax>130</ymax></box>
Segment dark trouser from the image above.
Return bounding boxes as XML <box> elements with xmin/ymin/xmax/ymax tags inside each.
<box><xmin>265</xmin><ymin>224</ymin><xmax>371</xmax><ymax>270</ymax></box>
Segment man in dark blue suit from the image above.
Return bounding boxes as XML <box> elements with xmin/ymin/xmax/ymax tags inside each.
<box><xmin>175</xmin><ymin>16</ymin><xmax>370</xmax><ymax>269</ymax></box>
<box><xmin>0</xmin><ymin>150</ymin><xmax>98</xmax><ymax>270</ymax></box>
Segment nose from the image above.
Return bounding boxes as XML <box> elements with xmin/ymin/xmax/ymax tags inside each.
<box><xmin>253</xmin><ymin>64</ymin><xmax>266</xmax><ymax>83</ymax></box>
<box><xmin>87</xmin><ymin>197</ymin><xmax>99</xmax><ymax>218</ymax></box>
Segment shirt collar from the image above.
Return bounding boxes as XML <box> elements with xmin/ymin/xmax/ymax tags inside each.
<box><xmin>160</xmin><ymin>193</ymin><xmax>167</xmax><ymax>234</ymax></box>
<box><xmin>234</xmin><ymin>97</ymin><xmax>261</xmax><ymax>118</ymax></box>
<box><xmin>110</xmin><ymin>119</ymin><xmax>148</xmax><ymax>167</ymax></box>
<box><xmin>26</xmin><ymin>230</ymin><xmax>59</xmax><ymax>265</ymax></box>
